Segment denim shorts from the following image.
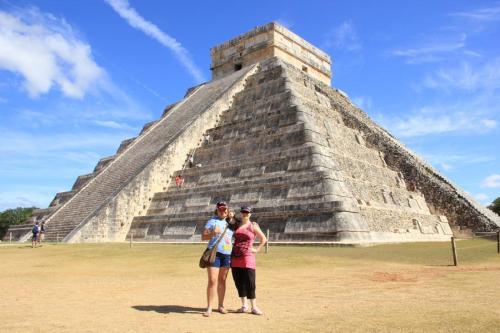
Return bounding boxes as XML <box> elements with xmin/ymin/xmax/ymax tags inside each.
<box><xmin>211</xmin><ymin>252</ymin><xmax>231</xmax><ymax>268</ymax></box>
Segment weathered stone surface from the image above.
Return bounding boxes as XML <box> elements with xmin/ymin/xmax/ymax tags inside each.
<box><xmin>211</xmin><ymin>22</ymin><xmax>331</xmax><ymax>85</ymax></box>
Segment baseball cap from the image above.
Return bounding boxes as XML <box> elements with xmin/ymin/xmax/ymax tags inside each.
<box><xmin>240</xmin><ymin>206</ymin><xmax>252</xmax><ymax>213</ymax></box>
<box><xmin>216</xmin><ymin>201</ymin><xmax>228</xmax><ymax>209</ymax></box>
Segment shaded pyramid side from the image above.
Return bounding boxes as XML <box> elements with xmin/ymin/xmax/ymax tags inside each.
<box><xmin>282</xmin><ymin>63</ymin><xmax>454</xmax><ymax>242</ymax></box>
<box><xmin>129</xmin><ymin>58</ymin><xmax>455</xmax><ymax>243</ymax></box>
<box><xmin>314</xmin><ymin>76</ymin><xmax>500</xmax><ymax>233</ymax></box>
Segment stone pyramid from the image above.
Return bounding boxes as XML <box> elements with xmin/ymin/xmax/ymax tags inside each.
<box><xmin>6</xmin><ymin>23</ymin><xmax>499</xmax><ymax>244</ymax></box>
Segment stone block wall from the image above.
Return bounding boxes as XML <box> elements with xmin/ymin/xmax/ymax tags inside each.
<box><xmin>211</xmin><ymin>22</ymin><xmax>331</xmax><ymax>85</ymax></box>
<box><xmin>293</xmin><ymin>68</ymin><xmax>500</xmax><ymax>232</ymax></box>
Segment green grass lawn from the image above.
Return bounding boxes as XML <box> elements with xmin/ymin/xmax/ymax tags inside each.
<box><xmin>1</xmin><ymin>239</ymin><xmax>499</xmax><ymax>332</ymax></box>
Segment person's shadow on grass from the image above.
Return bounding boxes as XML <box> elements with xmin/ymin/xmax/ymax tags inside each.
<box><xmin>132</xmin><ymin>305</ymin><xmax>205</xmax><ymax>314</ymax></box>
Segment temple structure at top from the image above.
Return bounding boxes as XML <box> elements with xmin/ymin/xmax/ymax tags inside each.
<box><xmin>210</xmin><ymin>22</ymin><xmax>332</xmax><ymax>85</ymax></box>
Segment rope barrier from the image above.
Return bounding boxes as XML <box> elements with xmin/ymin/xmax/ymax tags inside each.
<box><xmin>472</xmin><ymin>233</ymin><xmax>498</xmax><ymax>239</ymax></box>
<box><xmin>448</xmin><ymin>231</ymin><xmax>500</xmax><ymax>265</ymax></box>
<box><xmin>455</xmin><ymin>242</ymin><xmax>496</xmax><ymax>250</ymax></box>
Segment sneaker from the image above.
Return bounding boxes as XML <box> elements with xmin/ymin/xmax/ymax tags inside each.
<box><xmin>236</xmin><ymin>306</ymin><xmax>249</xmax><ymax>313</ymax></box>
<box><xmin>251</xmin><ymin>307</ymin><xmax>263</xmax><ymax>315</ymax></box>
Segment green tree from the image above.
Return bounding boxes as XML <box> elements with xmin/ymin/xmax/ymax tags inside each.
<box><xmin>487</xmin><ymin>197</ymin><xmax>500</xmax><ymax>216</ymax></box>
<box><xmin>0</xmin><ymin>207</ymin><xmax>37</xmax><ymax>239</ymax></box>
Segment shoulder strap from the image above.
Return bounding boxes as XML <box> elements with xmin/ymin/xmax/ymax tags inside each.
<box><xmin>213</xmin><ymin>225</ymin><xmax>229</xmax><ymax>248</ymax></box>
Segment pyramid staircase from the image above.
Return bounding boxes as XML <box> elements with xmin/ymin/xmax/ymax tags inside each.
<box><xmin>5</xmin><ymin>65</ymin><xmax>258</xmax><ymax>243</ymax></box>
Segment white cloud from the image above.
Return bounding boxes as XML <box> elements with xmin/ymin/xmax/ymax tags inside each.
<box><xmin>440</xmin><ymin>163</ymin><xmax>452</xmax><ymax>171</ymax></box>
<box><xmin>275</xmin><ymin>18</ymin><xmax>293</xmax><ymax>29</ymax></box>
<box><xmin>324</xmin><ymin>21</ymin><xmax>361</xmax><ymax>51</ymax></box>
<box><xmin>481</xmin><ymin>119</ymin><xmax>497</xmax><ymax>129</ymax></box>
<box><xmin>422</xmin><ymin>58</ymin><xmax>500</xmax><ymax>91</ymax></box>
<box><xmin>0</xmin><ymin>189</ymin><xmax>55</xmax><ymax>210</ymax></box>
<box><xmin>352</xmin><ymin>96</ymin><xmax>372</xmax><ymax>110</ymax></box>
<box><xmin>423</xmin><ymin>153</ymin><xmax>495</xmax><ymax>167</ymax></box>
<box><xmin>481</xmin><ymin>174</ymin><xmax>500</xmax><ymax>188</ymax></box>
<box><xmin>473</xmin><ymin>193</ymin><xmax>489</xmax><ymax>201</ymax></box>
<box><xmin>104</xmin><ymin>0</ymin><xmax>205</xmax><ymax>83</ymax></box>
<box><xmin>0</xmin><ymin>8</ymin><xmax>105</xmax><ymax>98</ymax></box>
<box><xmin>391</xmin><ymin>33</ymin><xmax>468</xmax><ymax>64</ymax></box>
<box><xmin>0</xmin><ymin>127</ymin><xmax>132</xmax><ymax>156</ymax></box>
<box><xmin>92</xmin><ymin>120</ymin><xmax>135</xmax><ymax>130</ymax></box>
<box><xmin>379</xmin><ymin>108</ymin><xmax>497</xmax><ymax>138</ymax></box>
<box><xmin>450</xmin><ymin>4</ymin><xmax>500</xmax><ymax>22</ymax></box>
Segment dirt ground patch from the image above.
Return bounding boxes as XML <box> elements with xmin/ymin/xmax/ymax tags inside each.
<box><xmin>1</xmin><ymin>240</ymin><xmax>499</xmax><ymax>332</ymax></box>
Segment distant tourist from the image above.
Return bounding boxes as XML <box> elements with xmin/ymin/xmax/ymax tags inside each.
<box><xmin>203</xmin><ymin>133</ymin><xmax>210</xmax><ymax>145</ymax></box>
<box><xmin>31</xmin><ymin>222</ymin><xmax>39</xmax><ymax>248</ymax></box>
<box><xmin>38</xmin><ymin>222</ymin><xmax>46</xmax><ymax>244</ymax></box>
<box><xmin>201</xmin><ymin>202</ymin><xmax>235</xmax><ymax>317</ymax></box>
<box><xmin>231</xmin><ymin>206</ymin><xmax>267</xmax><ymax>315</ymax></box>
<box><xmin>188</xmin><ymin>155</ymin><xmax>194</xmax><ymax>168</ymax></box>
<box><xmin>175</xmin><ymin>175</ymin><xmax>184</xmax><ymax>188</ymax></box>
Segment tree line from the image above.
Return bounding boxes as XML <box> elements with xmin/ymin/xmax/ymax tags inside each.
<box><xmin>488</xmin><ymin>197</ymin><xmax>500</xmax><ymax>216</ymax></box>
<box><xmin>0</xmin><ymin>207</ymin><xmax>37</xmax><ymax>239</ymax></box>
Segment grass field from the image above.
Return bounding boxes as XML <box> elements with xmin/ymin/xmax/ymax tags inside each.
<box><xmin>1</xmin><ymin>239</ymin><xmax>499</xmax><ymax>333</ymax></box>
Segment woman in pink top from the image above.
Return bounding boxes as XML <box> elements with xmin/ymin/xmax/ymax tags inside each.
<box><xmin>231</xmin><ymin>206</ymin><xmax>267</xmax><ymax>315</ymax></box>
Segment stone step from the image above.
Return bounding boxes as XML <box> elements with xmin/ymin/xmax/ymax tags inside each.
<box><xmin>174</xmin><ymin>140</ymin><xmax>317</xmax><ymax>178</ymax></box>
<box><xmin>93</xmin><ymin>155</ymin><xmax>116</xmax><ymax>173</ymax></box>
<box><xmin>181</xmin><ymin>132</ymin><xmax>311</xmax><ymax>176</ymax></box>
<box><xmin>133</xmin><ymin>200</ymin><xmax>355</xmax><ymax>228</ymax></box>
<box><xmin>49</xmin><ymin>190</ymin><xmax>76</xmax><ymax>207</ymax></box>
<box><xmin>208</xmin><ymin>105</ymin><xmax>298</xmax><ymax>137</ymax></box>
<box><xmin>219</xmin><ymin>90</ymin><xmax>292</xmax><ymax>119</ymax></box>
<box><xmin>231</xmin><ymin>78</ymin><xmax>288</xmax><ymax>104</ymax></box>
<box><xmin>450</xmin><ymin>225</ymin><xmax>474</xmax><ymax>239</ymax></box>
<box><xmin>156</xmin><ymin>172</ymin><xmax>342</xmax><ymax>202</ymax></box>
<box><xmin>129</xmin><ymin>200</ymin><xmax>359</xmax><ymax>242</ymax></box>
<box><xmin>193</xmin><ymin>124</ymin><xmax>306</xmax><ymax>164</ymax></box>
<box><xmin>139</xmin><ymin>120</ymin><xmax>158</xmax><ymax>135</ymax></box>
<box><xmin>71</xmin><ymin>173</ymin><xmax>95</xmax><ymax>191</ymax></box>
<box><xmin>116</xmin><ymin>138</ymin><xmax>136</xmax><ymax>154</ymax></box>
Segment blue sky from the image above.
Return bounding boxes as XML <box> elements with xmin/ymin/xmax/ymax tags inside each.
<box><xmin>0</xmin><ymin>0</ymin><xmax>499</xmax><ymax>211</ymax></box>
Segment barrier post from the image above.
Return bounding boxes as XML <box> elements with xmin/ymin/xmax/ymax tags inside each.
<box><xmin>130</xmin><ymin>233</ymin><xmax>133</xmax><ymax>248</ymax></box>
<box><xmin>56</xmin><ymin>233</ymin><xmax>59</xmax><ymax>243</ymax></box>
<box><xmin>497</xmin><ymin>231</ymin><xmax>499</xmax><ymax>254</ymax></box>
<box><xmin>265</xmin><ymin>229</ymin><xmax>269</xmax><ymax>254</ymax></box>
<box><xmin>9</xmin><ymin>232</ymin><xmax>12</xmax><ymax>244</ymax></box>
<box><xmin>451</xmin><ymin>237</ymin><xmax>458</xmax><ymax>266</ymax></box>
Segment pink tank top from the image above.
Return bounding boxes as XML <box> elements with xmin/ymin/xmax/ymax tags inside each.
<box><xmin>231</xmin><ymin>222</ymin><xmax>257</xmax><ymax>269</ymax></box>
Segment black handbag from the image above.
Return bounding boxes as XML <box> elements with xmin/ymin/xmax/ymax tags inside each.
<box><xmin>199</xmin><ymin>225</ymin><xmax>228</xmax><ymax>268</ymax></box>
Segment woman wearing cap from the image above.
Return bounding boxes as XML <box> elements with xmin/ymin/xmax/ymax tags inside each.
<box><xmin>231</xmin><ymin>206</ymin><xmax>267</xmax><ymax>315</ymax></box>
<box><xmin>201</xmin><ymin>202</ymin><xmax>234</xmax><ymax>317</ymax></box>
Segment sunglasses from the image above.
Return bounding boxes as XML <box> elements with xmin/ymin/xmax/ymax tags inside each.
<box><xmin>217</xmin><ymin>207</ymin><xmax>228</xmax><ymax>211</ymax></box>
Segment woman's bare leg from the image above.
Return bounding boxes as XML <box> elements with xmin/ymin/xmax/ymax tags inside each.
<box><xmin>217</xmin><ymin>267</ymin><xmax>230</xmax><ymax>312</ymax></box>
<box><xmin>205</xmin><ymin>267</ymin><xmax>219</xmax><ymax>316</ymax></box>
